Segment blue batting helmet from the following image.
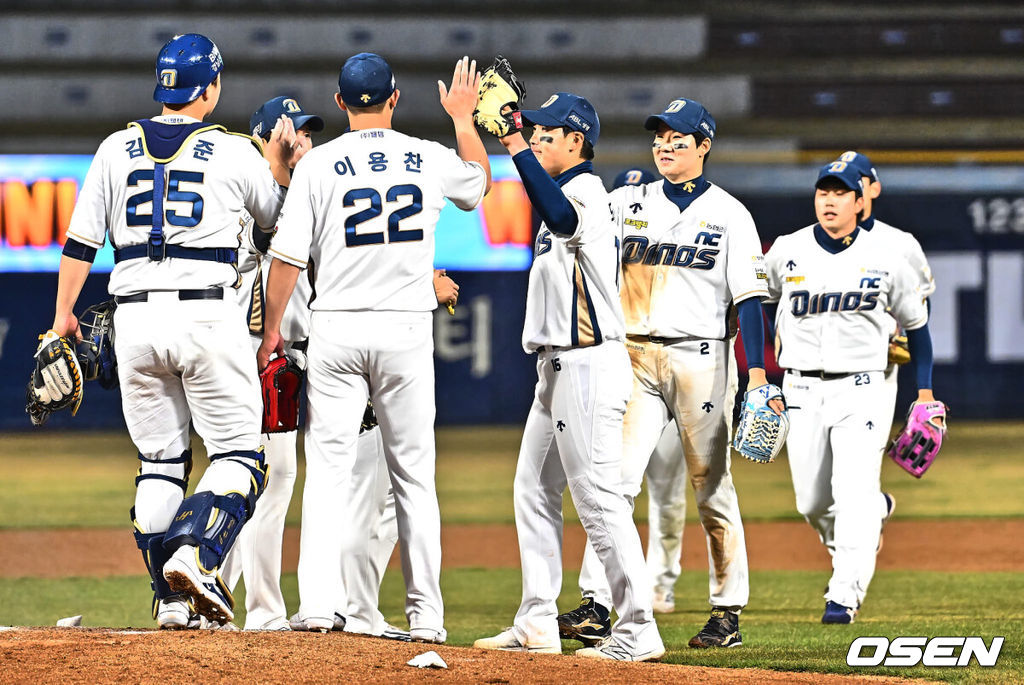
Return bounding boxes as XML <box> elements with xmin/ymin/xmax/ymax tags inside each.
<box><xmin>153</xmin><ymin>33</ymin><xmax>224</xmax><ymax>104</ymax></box>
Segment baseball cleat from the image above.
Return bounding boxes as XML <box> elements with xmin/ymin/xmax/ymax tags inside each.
<box><xmin>821</xmin><ymin>600</ymin><xmax>858</xmax><ymax>624</ymax></box>
<box><xmin>878</xmin><ymin>492</ymin><xmax>896</xmax><ymax>553</ymax></box>
<box><xmin>156</xmin><ymin>596</ymin><xmax>193</xmax><ymax>630</ymax></box>
<box><xmin>288</xmin><ymin>613</ymin><xmax>334</xmax><ymax>632</ymax></box>
<box><xmin>410</xmin><ymin>627</ymin><xmax>447</xmax><ymax>644</ymax></box>
<box><xmin>652</xmin><ymin>587</ymin><xmax>676</xmax><ymax>614</ymax></box>
<box><xmin>556</xmin><ymin>597</ymin><xmax>611</xmax><ymax>647</ymax></box>
<box><xmin>162</xmin><ymin>546</ymin><xmax>234</xmax><ymax>625</ymax></box>
<box><xmin>333</xmin><ymin>612</ymin><xmax>347</xmax><ymax>632</ymax></box>
<box><xmin>576</xmin><ymin>637</ymin><xmax>665</xmax><ymax>662</ymax></box>
<box><xmin>381</xmin><ymin>624</ymin><xmax>412</xmax><ymax>641</ymax></box>
<box><xmin>688</xmin><ymin>607</ymin><xmax>743</xmax><ymax>648</ymax></box>
<box><xmin>473</xmin><ymin>628</ymin><xmax>560</xmax><ymax>653</ymax></box>
<box><xmin>251</xmin><ymin>617</ymin><xmax>291</xmax><ymax>631</ymax></box>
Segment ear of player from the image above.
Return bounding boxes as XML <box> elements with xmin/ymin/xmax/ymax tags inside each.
<box><xmin>473</xmin><ymin>55</ymin><xmax>526</xmax><ymax>137</ymax></box>
<box><xmin>888</xmin><ymin>401</ymin><xmax>948</xmax><ymax>477</ymax></box>
<box><xmin>733</xmin><ymin>384</ymin><xmax>790</xmax><ymax>463</ymax></box>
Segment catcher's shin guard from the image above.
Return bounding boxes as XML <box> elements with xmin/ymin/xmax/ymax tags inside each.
<box><xmin>162</xmin><ymin>450</ymin><xmax>268</xmax><ymax>572</ymax></box>
<box><xmin>131</xmin><ymin>508</ymin><xmax>183</xmax><ymax>615</ymax></box>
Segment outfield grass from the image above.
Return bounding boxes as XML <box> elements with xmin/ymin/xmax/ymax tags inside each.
<box><xmin>4</xmin><ymin>422</ymin><xmax>1024</xmax><ymax>528</ymax></box>
<box><xmin>1</xmin><ymin>569</ymin><xmax>1019</xmax><ymax>684</ymax></box>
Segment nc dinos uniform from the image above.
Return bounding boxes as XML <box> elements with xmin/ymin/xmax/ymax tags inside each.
<box><xmin>764</xmin><ymin>224</ymin><xmax>927</xmax><ymax>610</ymax></box>
<box><xmin>579</xmin><ymin>178</ymin><xmax>768</xmax><ymax>613</ymax></box>
<box><xmin>267</xmin><ymin>127</ymin><xmax>486</xmax><ymax>637</ymax></box>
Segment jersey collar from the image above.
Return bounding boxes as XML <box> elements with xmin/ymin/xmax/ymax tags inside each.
<box><xmin>151</xmin><ymin>114</ymin><xmax>203</xmax><ymax>125</ymax></box>
<box><xmin>554</xmin><ymin>161</ymin><xmax>593</xmax><ymax>187</ymax></box>
<box><xmin>813</xmin><ymin>223</ymin><xmax>860</xmax><ymax>254</ymax></box>
<box><xmin>860</xmin><ymin>215</ymin><xmax>876</xmax><ymax>231</ymax></box>
<box><xmin>662</xmin><ymin>174</ymin><xmax>711</xmax><ymax>213</ymax></box>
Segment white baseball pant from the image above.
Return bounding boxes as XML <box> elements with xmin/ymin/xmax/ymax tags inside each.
<box><xmin>644</xmin><ymin>421</ymin><xmax>687</xmax><ymax>596</ymax></box>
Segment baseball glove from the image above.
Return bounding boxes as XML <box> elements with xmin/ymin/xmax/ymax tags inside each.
<box><xmin>888</xmin><ymin>333</ymin><xmax>911</xmax><ymax>365</ymax></box>
<box><xmin>733</xmin><ymin>384</ymin><xmax>789</xmax><ymax>463</ymax></box>
<box><xmin>887</xmin><ymin>400</ymin><xmax>947</xmax><ymax>478</ymax></box>
<box><xmin>260</xmin><ymin>356</ymin><xmax>304</xmax><ymax>433</ymax></box>
<box><xmin>473</xmin><ymin>56</ymin><xmax>526</xmax><ymax>138</ymax></box>
<box><xmin>26</xmin><ymin>330</ymin><xmax>84</xmax><ymax>426</ymax></box>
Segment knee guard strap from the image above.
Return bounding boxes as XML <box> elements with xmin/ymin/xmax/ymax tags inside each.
<box><xmin>135</xmin><ymin>449</ymin><xmax>193</xmax><ymax>493</ymax></box>
<box><xmin>208</xmin><ymin>449</ymin><xmax>269</xmax><ymax>512</ymax></box>
<box><xmin>131</xmin><ymin>507</ymin><xmax>181</xmax><ymax>615</ymax></box>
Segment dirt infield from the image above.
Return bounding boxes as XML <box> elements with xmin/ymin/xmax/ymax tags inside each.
<box><xmin>2</xmin><ymin>518</ymin><xmax>1020</xmax><ymax>579</ymax></box>
<box><xmin>0</xmin><ymin>628</ymin><xmax>934</xmax><ymax>685</ymax></box>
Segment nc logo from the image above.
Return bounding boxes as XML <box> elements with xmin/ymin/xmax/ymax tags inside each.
<box><xmin>283</xmin><ymin>98</ymin><xmax>301</xmax><ymax>113</ymax></box>
<box><xmin>160</xmin><ymin>69</ymin><xmax>177</xmax><ymax>87</ymax></box>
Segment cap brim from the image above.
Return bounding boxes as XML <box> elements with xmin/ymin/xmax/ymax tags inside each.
<box><xmin>816</xmin><ymin>173</ymin><xmax>862</xmax><ymax>194</ymax></box>
<box><xmin>291</xmin><ymin>114</ymin><xmax>325</xmax><ymax>133</ymax></box>
<box><xmin>644</xmin><ymin>113</ymin><xmax>698</xmax><ymax>134</ymax></box>
<box><xmin>520</xmin><ymin>109</ymin><xmax>564</xmax><ymax>128</ymax></box>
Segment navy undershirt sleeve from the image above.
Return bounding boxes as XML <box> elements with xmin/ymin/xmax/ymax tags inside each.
<box><xmin>762</xmin><ymin>302</ymin><xmax>778</xmax><ymax>338</ymax></box>
<box><xmin>512</xmin><ymin>150</ymin><xmax>578</xmax><ymax>236</ymax></box>
<box><xmin>252</xmin><ymin>225</ymin><xmax>274</xmax><ymax>254</ymax></box>
<box><xmin>61</xmin><ymin>237</ymin><xmax>98</xmax><ymax>263</ymax></box>
<box><xmin>906</xmin><ymin>322</ymin><xmax>934</xmax><ymax>390</ymax></box>
<box><xmin>736</xmin><ymin>297</ymin><xmax>766</xmax><ymax>369</ymax></box>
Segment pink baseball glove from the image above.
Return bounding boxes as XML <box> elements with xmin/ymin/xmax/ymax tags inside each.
<box><xmin>887</xmin><ymin>401</ymin><xmax>948</xmax><ymax>478</ymax></box>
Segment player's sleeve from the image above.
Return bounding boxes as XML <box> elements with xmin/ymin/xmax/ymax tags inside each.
<box><xmin>889</xmin><ymin>260</ymin><xmax>929</xmax><ymax>331</ymax></box>
<box><xmin>267</xmin><ymin>159</ymin><xmax>314</xmax><ymax>269</ymax></box>
<box><xmin>725</xmin><ymin>205</ymin><xmax>770</xmax><ymax>304</ymax></box>
<box><xmin>902</xmin><ymin>232</ymin><xmax>935</xmax><ymax>298</ymax></box>
<box><xmin>762</xmin><ymin>238</ymin><xmax>783</xmax><ymax>304</ymax></box>
<box><xmin>239</xmin><ymin>142</ymin><xmax>287</xmax><ymax>229</ymax></box>
<box><xmin>438</xmin><ymin>144</ymin><xmax>487</xmax><ymax>211</ymax></box>
<box><xmin>65</xmin><ymin>138</ymin><xmax>113</xmax><ymax>250</ymax></box>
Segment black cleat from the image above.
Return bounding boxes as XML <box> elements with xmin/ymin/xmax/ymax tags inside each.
<box><xmin>556</xmin><ymin>597</ymin><xmax>611</xmax><ymax>647</ymax></box>
<box><xmin>688</xmin><ymin>607</ymin><xmax>743</xmax><ymax>648</ymax></box>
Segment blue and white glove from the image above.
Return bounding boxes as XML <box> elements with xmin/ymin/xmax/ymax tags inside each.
<box><xmin>733</xmin><ymin>383</ymin><xmax>789</xmax><ymax>463</ymax></box>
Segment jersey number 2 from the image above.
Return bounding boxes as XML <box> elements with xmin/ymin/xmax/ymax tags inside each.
<box><xmin>345</xmin><ymin>184</ymin><xmax>423</xmax><ymax>247</ymax></box>
<box><xmin>126</xmin><ymin>170</ymin><xmax>204</xmax><ymax>227</ymax></box>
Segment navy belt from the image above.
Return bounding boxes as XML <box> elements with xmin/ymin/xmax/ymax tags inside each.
<box><xmin>115</xmin><ymin>287</ymin><xmax>224</xmax><ymax>304</ymax></box>
<box><xmin>627</xmin><ymin>334</ymin><xmax>700</xmax><ymax>346</ymax></box>
<box><xmin>113</xmin><ymin>244</ymin><xmax>237</xmax><ymax>264</ymax></box>
<box><xmin>790</xmin><ymin>369</ymin><xmax>853</xmax><ymax>380</ymax></box>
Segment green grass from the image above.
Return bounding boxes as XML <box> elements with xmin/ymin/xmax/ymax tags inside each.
<box><xmin>1</xmin><ymin>569</ymin><xmax>1019</xmax><ymax>684</ymax></box>
<box><xmin>3</xmin><ymin>421</ymin><xmax>1024</xmax><ymax>528</ymax></box>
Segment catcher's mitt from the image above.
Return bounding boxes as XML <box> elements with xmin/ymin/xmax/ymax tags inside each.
<box><xmin>26</xmin><ymin>330</ymin><xmax>84</xmax><ymax>426</ymax></box>
<box><xmin>260</xmin><ymin>356</ymin><xmax>304</xmax><ymax>433</ymax></box>
<box><xmin>887</xmin><ymin>333</ymin><xmax>910</xmax><ymax>365</ymax></box>
<box><xmin>887</xmin><ymin>400</ymin><xmax>947</xmax><ymax>478</ymax></box>
<box><xmin>733</xmin><ymin>383</ymin><xmax>789</xmax><ymax>463</ymax></box>
<box><xmin>473</xmin><ymin>56</ymin><xmax>526</xmax><ymax>138</ymax></box>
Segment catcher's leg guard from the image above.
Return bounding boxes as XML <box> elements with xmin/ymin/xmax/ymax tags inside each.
<box><xmin>132</xmin><ymin>508</ymin><xmax>183</xmax><ymax>611</ymax></box>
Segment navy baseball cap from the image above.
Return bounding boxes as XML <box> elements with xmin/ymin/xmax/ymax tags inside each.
<box><xmin>612</xmin><ymin>168</ymin><xmax>657</xmax><ymax>189</ymax></box>
<box><xmin>250</xmin><ymin>96</ymin><xmax>324</xmax><ymax>140</ymax></box>
<box><xmin>644</xmin><ymin>98</ymin><xmax>716</xmax><ymax>141</ymax></box>
<box><xmin>816</xmin><ymin>161</ymin><xmax>863</xmax><ymax>195</ymax></box>
<box><xmin>338</xmin><ymin>52</ymin><xmax>396</xmax><ymax>107</ymax></box>
<box><xmin>153</xmin><ymin>33</ymin><xmax>224</xmax><ymax>104</ymax></box>
<box><xmin>520</xmin><ymin>92</ymin><xmax>600</xmax><ymax>146</ymax></box>
<box><xmin>836</xmin><ymin>150</ymin><xmax>879</xmax><ymax>183</ymax></box>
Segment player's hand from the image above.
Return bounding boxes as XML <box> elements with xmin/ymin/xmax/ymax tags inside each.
<box><xmin>51</xmin><ymin>312</ymin><xmax>82</xmax><ymax>344</ymax></box>
<box><xmin>916</xmin><ymin>389</ymin><xmax>944</xmax><ymax>427</ymax></box>
<box><xmin>748</xmin><ymin>368</ymin><xmax>784</xmax><ymax>416</ymax></box>
<box><xmin>433</xmin><ymin>269</ymin><xmax>459</xmax><ymax>307</ymax></box>
<box><xmin>438</xmin><ymin>56</ymin><xmax>480</xmax><ymax>125</ymax></box>
<box><xmin>258</xmin><ymin>330</ymin><xmax>285</xmax><ymax>372</ymax></box>
<box><xmin>265</xmin><ymin>115</ymin><xmax>297</xmax><ymax>164</ymax></box>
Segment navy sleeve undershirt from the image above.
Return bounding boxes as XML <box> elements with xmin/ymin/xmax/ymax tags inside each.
<box><xmin>736</xmin><ymin>297</ymin><xmax>766</xmax><ymax>369</ymax></box>
<box><xmin>512</xmin><ymin>149</ymin><xmax>578</xmax><ymax>236</ymax></box>
<box><xmin>61</xmin><ymin>237</ymin><xmax>97</xmax><ymax>263</ymax></box>
<box><xmin>906</xmin><ymin>322</ymin><xmax>934</xmax><ymax>390</ymax></box>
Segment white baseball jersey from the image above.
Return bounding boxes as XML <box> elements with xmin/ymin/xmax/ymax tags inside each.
<box><xmin>268</xmin><ymin>128</ymin><xmax>486</xmax><ymax>312</ymax></box>
<box><xmin>613</xmin><ymin>182</ymin><xmax>768</xmax><ymax>339</ymax></box>
<box><xmin>765</xmin><ymin>225</ymin><xmax>928</xmax><ymax>373</ymax></box>
<box><xmin>67</xmin><ymin>115</ymin><xmax>285</xmax><ymax>296</ymax></box>
<box><xmin>522</xmin><ymin>172</ymin><xmax>625</xmax><ymax>352</ymax></box>
<box><xmin>866</xmin><ymin>218</ymin><xmax>935</xmax><ymax>298</ymax></box>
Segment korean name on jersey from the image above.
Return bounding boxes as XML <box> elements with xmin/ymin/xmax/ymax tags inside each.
<box><xmin>765</xmin><ymin>226</ymin><xmax>928</xmax><ymax>374</ymax></box>
<box><xmin>268</xmin><ymin>129</ymin><xmax>486</xmax><ymax>312</ymax></box>
<box><xmin>612</xmin><ymin>181</ymin><xmax>768</xmax><ymax>340</ymax></box>
<box><xmin>523</xmin><ymin>173</ymin><xmax>625</xmax><ymax>353</ymax></box>
<box><xmin>66</xmin><ymin>120</ymin><xmax>285</xmax><ymax>296</ymax></box>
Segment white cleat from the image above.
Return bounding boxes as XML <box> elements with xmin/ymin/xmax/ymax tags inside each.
<box><xmin>156</xmin><ymin>597</ymin><xmax>191</xmax><ymax>630</ymax></box>
<box><xmin>288</xmin><ymin>613</ymin><xmax>334</xmax><ymax>633</ymax></box>
<box><xmin>381</xmin><ymin>624</ymin><xmax>412</xmax><ymax>641</ymax></box>
<box><xmin>652</xmin><ymin>587</ymin><xmax>676</xmax><ymax>614</ymax></box>
<box><xmin>410</xmin><ymin>627</ymin><xmax>447</xmax><ymax>644</ymax></box>
<box><xmin>162</xmin><ymin>546</ymin><xmax>234</xmax><ymax>625</ymax></box>
<box><xmin>473</xmin><ymin>628</ymin><xmax>560</xmax><ymax>653</ymax></box>
<box><xmin>576</xmin><ymin>637</ymin><xmax>665</xmax><ymax>662</ymax></box>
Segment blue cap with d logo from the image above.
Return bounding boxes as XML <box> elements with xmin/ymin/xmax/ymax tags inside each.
<box><xmin>644</xmin><ymin>98</ymin><xmax>716</xmax><ymax>141</ymax></box>
<box><xmin>816</xmin><ymin>160</ymin><xmax>864</xmax><ymax>195</ymax></box>
<box><xmin>338</xmin><ymin>52</ymin><xmax>396</xmax><ymax>107</ymax></box>
<box><xmin>250</xmin><ymin>96</ymin><xmax>325</xmax><ymax>141</ymax></box>
<box><xmin>520</xmin><ymin>92</ymin><xmax>601</xmax><ymax>146</ymax></box>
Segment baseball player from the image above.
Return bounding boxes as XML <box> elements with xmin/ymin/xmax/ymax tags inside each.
<box><xmin>473</xmin><ymin>91</ymin><xmax>664</xmax><ymax>661</ymax></box>
<box><xmin>219</xmin><ymin>96</ymin><xmax>324</xmax><ymax>631</ymax></box>
<box><xmin>49</xmin><ymin>33</ymin><xmax>294</xmax><ymax>628</ymax></box>
<box><xmin>257</xmin><ymin>53</ymin><xmax>490</xmax><ymax>642</ymax></box>
<box><xmin>611</xmin><ymin>167</ymin><xmax>688</xmax><ymax>616</ymax></box>
<box><xmin>563</xmin><ymin>99</ymin><xmax>781</xmax><ymax>650</ymax></box>
<box><xmin>764</xmin><ymin>161</ymin><xmax>941</xmax><ymax>623</ymax></box>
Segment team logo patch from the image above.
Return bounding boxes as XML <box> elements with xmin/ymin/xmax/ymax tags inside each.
<box><xmin>665</xmin><ymin>99</ymin><xmax>686</xmax><ymax>113</ymax></box>
<box><xmin>159</xmin><ymin>69</ymin><xmax>177</xmax><ymax>87</ymax></box>
<box><xmin>360</xmin><ymin>93</ymin><xmax>371</xmax><ymax>103</ymax></box>
<box><xmin>700</xmin><ymin>221</ymin><xmax>727</xmax><ymax>232</ymax></box>
<box><xmin>283</xmin><ymin>98</ymin><xmax>301</xmax><ymax>113</ymax></box>
<box><xmin>541</xmin><ymin>94</ymin><xmax>559</xmax><ymax>108</ymax></box>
